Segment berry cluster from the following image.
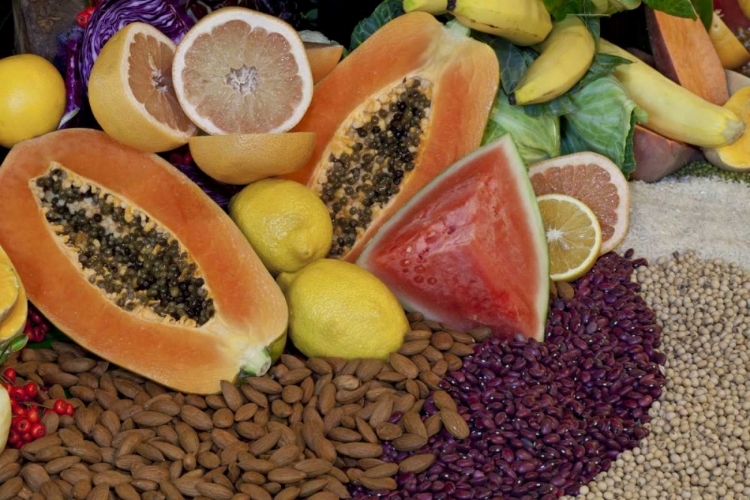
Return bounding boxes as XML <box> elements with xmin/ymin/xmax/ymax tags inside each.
<box><xmin>2</xmin><ymin>367</ymin><xmax>74</xmax><ymax>449</ymax></box>
<box><xmin>168</xmin><ymin>150</ymin><xmax>194</xmax><ymax>167</ymax></box>
<box><xmin>24</xmin><ymin>306</ymin><xmax>51</xmax><ymax>343</ymax></box>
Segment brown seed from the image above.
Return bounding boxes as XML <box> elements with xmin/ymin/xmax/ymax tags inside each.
<box><xmin>375</xmin><ymin>422</ymin><xmax>403</xmax><ymax>441</ymax></box>
<box><xmin>43</xmin><ymin>455</ymin><xmax>81</xmax><ymax>475</ymax></box>
<box><xmin>409</xmin><ymin>354</ymin><xmax>431</xmax><ymax>373</ymax></box>
<box><xmin>440</xmin><ymin>409</ymin><xmax>470</xmax><ymax>439</ymax></box>
<box><xmin>354</xmin><ymin>359</ymin><xmax>383</xmax><ymax>382</ymax></box>
<box><xmin>298</xmin><ymin>478</ymin><xmax>328</xmax><ymax>497</ymax></box>
<box><xmin>42</xmin><ymin>370</ymin><xmax>79</xmax><ymax>387</ymax></box>
<box><xmin>327</xmin><ymin>427</ymin><xmax>361</xmax><ymax>442</ymax></box>
<box><xmin>158</xmin><ymin>481</ymin><xmax>185</xmax><ymax>500</ymax></box>
<box><xmin>115</xmin><ymin>454</ymin><xmax>148</xmax><ymax>471</ymax></box>
<box><xmin>0</xmin><ymin>477</ymin><xmax>23</xmax><ymax>500</ymax></box>
<box><xmin>234</xmin><ymin>403</ymin><xmax>259</xmax><ymax>422</ymax></box>
<box><xmin>35</xmin><ymin>446</ymin><xmax>67</xmax><ymax>462</ymax></box>
<box><xmin>179</xmin><ymin>405</ymin><xmax>213</xmax><ymax>431</ymax></box>
<box><xmin>354</xmin><ymin>416</ymin><xmax>378</xmax><ymax>444</ymax></box>
<box><xmin>93</xmin><ymin>470</ymin><xmax>132</xmax><ymax>487</ymax></box>
<box><xmin>311</xmin><ymin>436</ymin><xmax>337</xmax><ymax>463</ymax></box>
<box><xmin>239</xmin><ymin>483</ymin><xmax>272</xmax><ymax>500</ymax></box>
<box><xmin>0</xmin><ymin>462</ymin><xmax>20</xmax><ymax>483</ymax></box>
<box><xmin>432</xmin><ymin>390</ymin><xmax>457</xmax><ymax>411</ymax></box>
<box><xmin>274</xmin><ymin>486</ymin><xmax>301</xmax><ymax>500</ymax></box>
<box><xmin>305</xmin><ymin>358</ymin><xmax>332</xmax><ymax>375</ymax></box>
<box><xmin>175</xmin><ymin>422</ymin><xmax>200</xmax><ymax>454</ymax></box>
<box><xmin>239</xmin><ymin>385</ymin><xmax>268</xmax><ymax>408</ymax></box>
<box><xmin>72</xmin><ymin>478</ymin><xmax>93</xmax><ymax>500</ymax></box>
<box><xmin>172</xmin><ymin>477</ymin><xmax>202</xmax><ymax>497</ymax></box>
<box><xmin>362</xmin><ymin>463</ymin><xmax>399</xmax><ymax>479</ymax></box>
<box><xmin>90</xmin><ymin>424</ymin><xmax>113</xmax><ymax>449</ymax></box>
<box><xmin>388</xmin><ymin>353</ymin><xmax>419</xmax><ymax>379</ymax></box>
<box><xmin>431</xmin><ymin>359</ymin><xmax>449</xmax><ymax>377</ymax></box>
<box><xmin>419</xmin><ymin>370</ymin><xmax>442</xmax><ymax>390</ymax></box>
<box><xmin>132</xmin><ymin>411</ymin><xmax>173</xmax><ymax>427</ymax></box>
<box><xmin>281</xmin><ymin>385</ymin><xmax>304</xmax><ymax>404</ymax></box>
<box><xmin>322</xmin><ymin>475</ymin><xmax>348</xmax><ymax>497</ymax></box>
<box><xmin>359</xmin><ymin>475</ymin><xmax>398</xmax><ymax>491</ymax></box>
<box><xmin>246</xmin><ymin>376</ymin><xmax>283</xmax><ymax>394</ymax></box>
<box><xmin>468</xmin><ymin>326</ymin><xmax>492</xmax><ymax>342</ymax></box>
<box><xmin>74</xmin><ymin>407</ymin><xmax>98</xmax><ymax>435</ymax></box>
<box><xmin>404</xmin><ymin>329</ymin><xmax>431</xmax><ymax>341</ymax></box>
<box><xmin>60</xmin><ymin>357</ymin><xmax>97</xmax><ymax>373</ymax></box>
<box><xmin>67</xmin><ymin>443</ymin><xmax>102</xmax><ymax>464</ymax></box>
<box><xmin>21</xmin><ymin>463</ymin><xmax>50</xmax><ymax>492</ymax></box>
<box><xmin>401</xmin><ymin>412</ymin><xmax>428</xmax><ymax>438</ymax></box>
<box><xmin>448</xmin><ymin>342</ymin><xmax>475</xmax><ymax>357</ymax></box>
<box><xmin>375</xmin><ymin>371</ymin><xmax>406</xmax><ymax>383</ymax></box>
<box><xmin>293</xmin><ymin>458</ymin><xmax>332</xmax><ymax>477</ymax></box>
<box><xmin>236</xmin><ymin>421</ymin><xmax>265</xmax><ymax>440</ymax></box>
<box><xmin>430</xmin><ymin>331</ymin><xmax>454</xmax><ymax>350</ymax></box>
<box><xmin>195</xmin><ymin>482</ymin><xmax>233</xmax><ymax>500</ymax></box>
<box><xmin>239</xmin><ymin>457</ymin><xmax>276</xmax><ymax>474</ymax></box>
<box><xmin>0</xmin><ymin>449</ymin><xmax>18</xmax><ymax>470</ymax></box>
<box><xmin>95</xmin><ymin>389</ymin><xmax>120</xmax><ymax>411</ymax></box>
<box><xmin>334</xmin><ymin>442</ymin><xmax>383</xmax><ymax>459</ymax></box>
<box><xmin>317</xmin><ymin>383</ymin><xmax>337</xmax><ymax>415</ymax></box>
<box><xmin>392</xmin><ymin>433</ymin><xmax>428</xmax><ymax>452</ymax></box>
<box><xmin>133</xmin><ymin>465</ymin><xmax>170</xmax><ymax>483</ymax></box>
<box><xmin>269</xmin><ymin>445</ymin><xmax>301</xmax><ymax>467</ymax></box>
<box><xmin>267</xmin><ymin>467</ymin><xmax>307</xmax><ymax>484</ymax></box>
<box><xmin>212</xmin><ymin>408</ymin><xmax>234</xmax><ymax>429</ymax></box>
<box><xmin>156</xmin><ymin>425</ymin><xmax>180</xmax><ymax>447</ymax></box>
<box><xmin>278</xmin><ymin>368</ymin><xmax>312</xmax><ymax>386</ymax></box>
<box><xmin>61</xmin><ymin>468</ymin><xmax>92</xmax><ymax>486</ymax></box>
<box><xmin>424</xmin><ymin>413</ymin><xmax>443</xmax><ymax>437</ymax></box>
<box><xmin>272</xmin><ymin>399</ymin><xmax>294</xmax><ymax>418</ymax></box>
<box><xmin>392</xmin><ymin>393</ymin><xmax>417</xmax><ymax>414</ymax></box>
<box><xmin>421</xmin><ymin>345</ymin><xmax>444</xmax><ymax>363</ymax></box>
<box><xmin>332</xmin><ymin>375</ymin><xmax>360</xmax><ymax>391</ymax></box>
<box><xmin>21</xmin><ymin>434</ymin><xmax>63</xmax><ymax>454</ymax></box>
<box><xmin>114</xmin><ymin>483</ymin><xmax>141</xmax><ymax>500</ymax></box>
<box><xmin>308</xmin><ymin>492</ymin><xmax>337</xmax><ymax>500</ymax></box>
<box><xmin>335</xmin><ymin>385</ymin><xmax>368</xmax><ymax>405</ymax></box>
<box><xmin>398</xmin><ymin>453</ymin><xmax>436</xmax><ymax>474</ymax></box>
<box><xmin>135</xmin><ymin>442</ymin><xmax>165</xmax><ymax>462</ymax></box>
<box><xmin>70</xmin><ymin>385</ymin><xmax>97</xmax><ymax>402</ymax></box>
<box><xmin>149</xmin><ymin>441</ymin><xmax>186</xmax><ymax>461</ymax></box>
<box><xmin>398</xmin><ymin>340</ymin><xmax>430</xmax><ymax>356</ymax></box>
<box><xmin>86</xmin><ymin>484</ymin><xmax>110</xmax><ymax>500</ymax></box>
<box><xmin>368</xmin><ymin>397</ymin><xmax>394</xmax><ymax>429</ymax></box>
<box><xmin>149</xmin><ymin>398</ymin><xmax>181</xmax><ymax>417</ymax></box>
<box><xmin>556</xmin><ymin>280</ymin><xmax>575</xmax><ymax>299</ymax></box>
<box><xmin>249</xmin><ymin>429</ymin><xmax>281</xmax><ymax>456</ymax></box>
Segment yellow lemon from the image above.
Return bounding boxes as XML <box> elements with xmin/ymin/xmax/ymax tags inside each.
<box><xmin>0</xmin><ymin>54</ymin><xmax>66</xmax><ymax>148</ymax></box>
<box><xmin>277</xmin><ymin>259</ymin><xmax>409</xmax><ymax>360</ymax></box>
<box><xmin>0</xmin><ymin>264</ymin><xmax>19</xmax><ymax>323</ymax></box>
<box><xmin>229</xmin><ymin>179</ymin><xmax>333</xmax><ymax>275</ymax></box>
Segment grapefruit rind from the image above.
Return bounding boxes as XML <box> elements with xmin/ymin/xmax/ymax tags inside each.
<box><xmin>528</xmin><ymin>152</ymin><xmax>630</xmax><ymax>255</ymax></box>
<box><xmin>357</xmin><ymin>134</ymin><xmax>549</xmax><ymax>342</ymax></box>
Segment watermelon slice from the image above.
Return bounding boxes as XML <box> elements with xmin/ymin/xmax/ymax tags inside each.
<box><xmin>357</xmin><ymin>135</ymin><xmax>549</xmax><ymax>342</ymax></box>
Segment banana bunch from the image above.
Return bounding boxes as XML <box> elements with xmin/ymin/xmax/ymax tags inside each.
<box><xmin>599</xmin><ymin>39</ymin><xmax>745</xmax><ymax>148</ymax></box>
<box><xmin>510</xmin><ymin>16</ymin><xmax>595</xmax><ymax>105</ymax></box>
<box><xmin>403</xmin><ymin>0</ymin><xmax>553</xmax><ymax>46</ymax></box>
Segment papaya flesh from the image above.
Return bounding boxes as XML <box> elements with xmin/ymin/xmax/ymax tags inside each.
<box><xmin>282</xmin><ymin>12</ymin><xmax>500</xmax><ymax>262</ymax></box>
<box><xmin>0</xmin><ymin>129</ymin><xmax>288</xmax><ymax>395</ymax></box>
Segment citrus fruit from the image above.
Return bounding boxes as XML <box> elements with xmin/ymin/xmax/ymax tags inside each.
<box><xmin>537</xmin><ymin>193</ymin><xmax>602</xmax><ymax>282</ymax></box>
<box><xmin>0</xmin><ymin>54</ymin><xmax>65</xmax><ymax>148</ymax></box>
<box><xmin>0</xmin><ymin>384</ymin><xmax>10</xmax><ymax>451</ymax></box>
<box><xmin>276</xmin><ymin>259</ymin><xmax>409</xmax><ymax>359</ymax></box>
<box><xmin>229</xmin><ymin>179</ymin><xmax>333</xmax><ymax>275</ymax></box>
<box><xmin>0</xmin><ymin>264</ymin><xmax>19</xmax><ymax>323</ymax></box>
<box><xmin>88</xmin><ymin>22</ymin><xmax>197</xmax><ymax>153</ymax></box>
<box><xmin>172</xmin><ymin>7</ymin><xmax>314</xmax><ymax>135</ymax></box>
<box><xmin>0</xmin><ymin>247</ymin><xmax>26</xmax><ymax>341</ymax></box>
<box><xmin>189</xmin><ymin>132</ymin><xmax>316</xmax><ymax>184</ymax></box>
<box><xmin>528</xmin><ymin>152</ymin><xmax>629</xmax><ymax>255</ymax></box>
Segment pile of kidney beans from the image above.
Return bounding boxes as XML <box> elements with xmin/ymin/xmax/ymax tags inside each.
<box><xmin>353</xmin><ymin>250</ymin><xmax>666</xmax><ymax>500</ymax></box>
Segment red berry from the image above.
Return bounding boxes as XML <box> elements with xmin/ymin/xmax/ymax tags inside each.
<box><xmin>23</xmin><ymin>382</ymin><xmax>38</xmax><ymax>400</ymax></box>
<box><xmin>14</xmin><ymin>417</ymin><xmax>30</xmax><ymax>433</ymax></box>
<box><xmin>9</xmin><ymin>386</ymin><xmax>26</xmax><ymax>403</ymax></box>
<box><xmin>182</xmin><ymin>153</ymin><xmax>193</xmax><ymax>165</ymax></box>
<box><xmin>30</xmin><ymin>423</ymin><xmax>45</xmax><ymax>439</ymax></box>
<box><xmin>3</xmin><ymin>367</ymin><xmax>16</xmax><ymax>383</ymax></box>
<box><xmin>26</xmin><ymin>406</ymin><xmax>40</xmax><ymax>423</ymax></box>
<box><xmin>22</xmin><ymin>432</ymin><xmax>32</xmax><ymax>444</ymax></box>
<box><xmin>12</xmin><ymin>404</ymin><xmax>27</xmax><ymax>417</ymax></box>
<box><xmin>66</xmin><ymin>403</ymin><xmax>75</xmax><ymax>416</ymax></box>
<box><xmin>53</xmin><ymin>399</ymin><xmax>67</xmax><ymax>415</ymax></box>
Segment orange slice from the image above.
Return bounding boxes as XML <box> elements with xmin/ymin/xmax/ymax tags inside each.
<box><xmin>537</xmin><ymin>194</ymin><xmax>602</xmax><ymax>282</ymax></box>
<box><xmin>528</xmin><ymin>152</ymin><xmax>630</xmax><ymax>255</ymax></box>
<box><xmin>88</xmin><ymin>22</ymin><xmax>197</xmax><ymax>153</ymax></box>
<box><xmin>172</xmin><ymin>7</ymin><xmax>314</xmax><ymax>136</ymax></box>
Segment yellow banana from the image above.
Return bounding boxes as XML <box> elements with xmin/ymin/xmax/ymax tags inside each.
<box><xmin>402</xmin><ymin>0</ymin><xmax>448</xmax><ymax>14</ymax></box>
<box><xmin>448</xmin><ymin>0</ymin><xmax>553</xmax><ymax>46</ymax></box>
<box><xmin>510</xmin><ymin>16</ymin><xmax>595</xmax><ymax>105</ymax></box>
<box><xmin>599</xmin><ymin>39</ymin><xmax>745</xmax><ymax>148</ymax></box>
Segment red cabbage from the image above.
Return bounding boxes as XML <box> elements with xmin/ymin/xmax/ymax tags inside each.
<box><xmin>182</xmin><ymin>0</ymin><xmax>303</xmax><ymax>28</ymax></box>
<box><xmin>79</xmin><ymin>0</ymin><xmax>195</xmax><ymax>91</ymax></box>
<box><xmin>56</xmin><ymin>27</ymin><xmax>85</xmax><ymax>129</ymax></box>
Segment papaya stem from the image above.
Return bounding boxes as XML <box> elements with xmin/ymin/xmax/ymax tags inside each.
<box><xmin>241</xmin><ymin>346</ymin><xmax>273</xmax><ymax>377</ymax></box>
<box><xmin>445</xmin><ymin>18</ymin><xmax>471</xmax><ymax>38</ymax></box>
<box><xmin>0</xmin><ymin>333</ymin><xmax>28</xmax><ymax>365</ymax></box>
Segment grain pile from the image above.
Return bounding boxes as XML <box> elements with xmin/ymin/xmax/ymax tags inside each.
<box><xmin>0</xmin><ymin>318</ymin><xmax>488</xmax><ymax>500</ymax></box>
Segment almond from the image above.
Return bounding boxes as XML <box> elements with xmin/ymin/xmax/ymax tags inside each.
<box><xmin>448</xmin><ymin>341</ymin><xmax>475</xmax><ymax>357</ymax></box>
<box><xmin>432</xmin><ymin>390</ymin><xmax>458</xmax><ymax>412</ymax></box>
<box><xmin>401</xmin><ymin>412</ymin><xmax>428</xmax><ymax>438</ymax></box>
<box><xmin>238</xmin><ymin>457</ymin><xmax>276</xmax><ymax>473</ymax></box>
<box><xmin>93</xmin><ymin>470</ymin><xmax>132</xmax><ymax>486</ymax></box>
<box><xmin>375</xmin><ymin>422</ymin><xmax>402</xmax><ymax>441</ymax></box>
<box><xmin>174</xmin><ymin>422</ymin><xmax>199</xmax><ymax>454</ymax></box>
<box><xmin>293</xmin><ymin>458</ymin><xmax>332</xmax><ymax>477</ymax></box>
<box><xmin>375</xmin><ymin>371</ymin><xmax>406</xmax><ymax>383</ymax></box>
<box><xmin>179</xmin><ymin>405</ymin><xmax>213</xmax><ymax>431</ymax></box>
<box><xmin>317</xmin><ymin>383</ymin><xmax>337</xmax><ymax>415</ymax></box>
<box><xmin>59</xmin><ymin>357</ymin><xmax>97</xmax><ymax>373</ymax></box>
<box><xmin>398</xmin><ymin>340</ymin><xmax>430</xmax><ymax>356</ymax></box>
<box><xmin>148</xmin><ymin>398</ymin><xmax>181</xmax><ymax>417</ymax></box>
<box><xmin>332</xmin><ymin>375</ymin><xmax>360</xmax><ymax>391</ymax></box>
<box><xmin>132</xmin><ymin>465</ymin><xmax>169</xmax><ymax>483</ymax></box>
<box><xmin>404</xmin><ymin>329</ymin><xmax>432</xmax><ymax>341</ymax></box>
<box><xmin>368</xmin><ymin>397</ymin><xmax>393</xmax><ymax>428</ymax></box>
<box><xmin>74</xmin><ymin>407</ymin><xmax>98</xmax><ymax>434</ymax></box>
<box><xmin>234</xmin><ymin>402</ymin><xmax>259</xmax><ymax>422</ymax></box>
<box><xmin>85</xmin><ymin>484</ymin><xmax>109</xmax><ymax>500</ymax></box>
<box><xmin>440</xmin><ymin>409</ymin><xmax>470</xmax><ymax>439</ymax></box>
<box><xmin>132</xmin><ymin>411</ymin><xmax>172</xmax><ymax>427</ymax></box>
<box><xmin>21</xmin><ymin>463</ymin><xmax>49</xmax><ymax>492</ymax></box>
<box><xmin>195</xmin><ymin>482</ymin><xmax>233</xmax><ymax>500</ymax></box>
<box><xmin>149</xmin><ymin>441</ymin><xmax>185</xmax><ymax>461</ymax></box>
<box><xmin>277</xmin><ymin>368</ymin><xmax>312</xmax><ymax>386</ymax></box>
<box><xmin>281</xmin><ymin>385</ymin><xmax>304</xmax><ymax>404</ymax></box>
<box><xmin>419</xmin><ymin>370</ymin><xmax>442</xmax><ymax>390</ymax></box>
<box><xmin>269</xmin><ymin>444</ymin><xmax>300</xmax><ymax>467</ymax></box>
<box><xmin>267</xmin><ymin>467</ymin><xmax>307</xmax><ymax>484</ymax></box>
<box><xmin>113</xmin><ymin>377</ymin><xmax>143</xmax><ymax>399</ymax></box>
<box><xmin>0</xmin><ymin>463</ymin><xmax>21</xmax><ymax>483</ymax></box>
<box><xmin>212</xmin><ymin>408</ymin><xmax>234</xmax><ymax>429</ymax></box>
<box><xmin>134</xmin><ymin>442</ymin><xmax>164</xmax><ymax>462</ymax></box>
<box><xmin>246</xmin><ymin>376</ymin><xmax>283</xmax><ymax>395</ymax></box>
<box><xmin>326</xmin><ymin>427</ymin><xmax>361</xmax><ymax>443</ymax></box>
<box><xmin>298</xmin><ymin>478</ymin><xmax>328</xmax><ymax>497</ymax></box>
<box><xmin>305</xmin><ymin>358</ymin><xmax>332</xmax><ymax>375</ymax></box>
<box><xmin>430</xmin><ymin>331</ymin><xmax>454</xmax><ymax>351</ymax></box>
<box><xmin>249</xmin><ymin>429</ymin><xmax>281</xmax><ymax>456</ymax></box>
<box><xmin>359</xmin><ymin>475</ymin><xmax>398</xmax><ymax>491</ymax></box>
<box><xmin>66</xmin><ymin>443</ymin><xmax>102</xmax><ymax>464</ymax></box>
<box><xmin>0</xmin><ymin>476</ymin><xmax>23</xmax><ymax>500</ymax></box>
<box><xmin>275</xmin><ymin>486</ymin><xmax>302</xmax><ymax>500</ymax></box>
<box><xmin>35</xmin><ymin>446</ymin><xmax>67</xmax><ymax>462</ymax></box>
<box><xmin>362</xmin><ymin>463</ymin><xmax>399</xmax><ymax>478</ymax></box>
<box><xmin>172</xmin><ymin>477</ymin><xmax>202</xmax><ymax>497</ymax></box>
<box><xmin>21</xmin><ymin>434</ymin><xmax>63</xmax><ymax>454</ymax></box>
<box><xmin>468</xmin><ymin>326</ymin><xmax>492</xmax><ymax>342</ymax></box>
<box><xmin>334</xmin><ymin>442</ymin><xmax>383</xmax><ymax>459</ymax></box>
<box><xmin>399</xmin><ymin>453</ymin><xmax>436</xmax><ymax>474</ymax></box>
<box><xmin>354</xmin><ymin>359</ymin><xmax>383</xmax><ymax>382</ymax></box>
<box><xmin>391</xmin><ymin>433</ymin><xmax>428</xmax><ymax>452</ymax></box>
<box><xmin>355</xmin><ymin>417</ymin><xmax>378</xmax><ymax>444</ymax></box>
<box><xmin>236</xmin><ymin>421</ymin><xmax>265</xmax><ymax>440</ymax></box>
<box><xmin>114</xmin><ymin>483</ymin><xmax>141</xmax><ymax>500</ymax></box>
<box><xmin>335</xmin><ymin>385</ymin><xmax>368</xmax><ymax>405</ymax></box>
<box><xmin>239</xmin><ymin>385</ymin><xmax>268</xmax><ymax>408</ymax></box>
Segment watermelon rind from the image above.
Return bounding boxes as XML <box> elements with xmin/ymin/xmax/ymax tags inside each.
<box><xmin>357</xmin><ymin>134</ymin><xmax>549</xmax><ymax>341</ymax></box>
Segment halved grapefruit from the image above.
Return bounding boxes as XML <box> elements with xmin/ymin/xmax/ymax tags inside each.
<box><xmin>172</xmin><ymin>7</ymin><xmax>314</xmax><ymax>136</ymax></box>
<box><xmin>528</xmin><ymin>152</ymin><xmax>630</xmax><ymax>255</ymax></box>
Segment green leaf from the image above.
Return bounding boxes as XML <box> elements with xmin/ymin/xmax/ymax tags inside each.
<box><xmin>691</xmin><ymin>0</ymin><xmax>713</xmax><ymax>30</ymax></box>
<box><xmin>542</xmin><ymin>0</ymin><xmax>599</xmax><ymax>19</ymax></box>
<box><xmin>560</xmin><ymin>75</ymin><xmax>641</xmax><ymax>177</ymax></box>
<box><xmin>349</xmin><ymin>0</ymin><xmax>405</xmax><ymax>52</ymax></box>
<box><xmin>582</xmin><ymin>16</ymin><xmax>601</xmax><ymax>44</ymax></box>
<box><xmin>641</xmin><ymin>0</ymin><xmax>696</xmax><ymax>18</ymax></box>
<box><xmin>522</xmin><ymin>53</ymin><xmax>632</xmax><ymax>117</ymax></box>
<box><xmin>473</xmin><ymin>33</ymin><xmax>538</xmax><ymax>95</ymax></box>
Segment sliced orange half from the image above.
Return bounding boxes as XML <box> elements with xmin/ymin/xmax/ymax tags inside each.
<box><xmin>88</xmin><ymin>22</ymin><xmax>197</xmax><ymax>153</ymax></box>
<box><xmin>172</xmin><ymin>7</ymin><xmax>314</xmax><ymax>136</ymax></box>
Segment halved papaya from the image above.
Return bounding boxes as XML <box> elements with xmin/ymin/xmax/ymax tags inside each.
<box><xmin>281</xmin><ymin>13</ymin><xmax>500</xmax><ymax>262</ymax></box>
<box><xmin>0</xmin><ymin>129</ymin><xmax>288</xmax><ymax>395</ymax></box>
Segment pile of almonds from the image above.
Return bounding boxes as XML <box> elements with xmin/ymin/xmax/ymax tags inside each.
<box><xmin>0</xmin><ymin>313</ymin><xmax>490</xmax><ymax>500</ymax></box>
